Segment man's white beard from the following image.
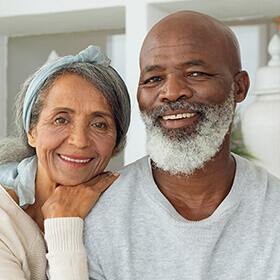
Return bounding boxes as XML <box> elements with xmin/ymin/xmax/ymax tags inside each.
<box><xmin>140</xmin><ymin>87</ymin><xmax>235</xmax><ymax>176</ymax></box>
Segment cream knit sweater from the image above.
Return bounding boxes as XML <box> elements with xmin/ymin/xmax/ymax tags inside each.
<box><xmin>0</xmin><ymin>184</ymin><xmax>88</xmax><ymax>280</ymax></box>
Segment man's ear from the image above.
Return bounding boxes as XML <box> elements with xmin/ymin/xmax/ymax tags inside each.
<box><xmin>27</xmin><ymin>130</ymin><xmax>36</xmax><ymax>148</ymax></box>
<box><xmin>233</xmin><ymin>71</ymin><xmax>250</xmax><ymax>103</ymax></box>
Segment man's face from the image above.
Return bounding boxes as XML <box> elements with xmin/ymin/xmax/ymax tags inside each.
<box><xmin>137</xmin><ymin>24</ymin><xmax>236</xmax><ymax>175</ymax></box>
<box><xmin>137</xmin><ymin>25</ymin><xmax>234</xmax><ymax>118</ymax></box>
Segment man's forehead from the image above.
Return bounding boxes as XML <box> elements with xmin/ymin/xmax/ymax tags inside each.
<box><xmin>140</xmin><ymin>25</ymin><xmax>220</xmax><ymax>61</ymax></box>
<box><xmin>142</xmin><ymin>30</ymin><xmax>208</xmax><ymax>51</ymax></box>
<box><xmin>140</xmin><ymin>36</ymin><xmax>216</xmax><ymax>70</ymax></box>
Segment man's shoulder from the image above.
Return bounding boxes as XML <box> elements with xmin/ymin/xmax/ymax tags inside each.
<box><xmin>234</xmin><ymin>153</ymin><xmax>280</xmax><ymax>186</ymax></box>
<box><xmin>233</xmin><ymin>153</ymin><xmax>280</xmax><ymax>211</ymax></box>
<box><xmin>85</xmin><ymin>156</ymin><xmax>151</xmax><ymax>221</ymax></box>
<box><xmin>118</xmin><ymin>155</ymin><xmax>150</xmax><ymax>176</ymax></box>
<box><xmin>109</xmin><ymin>155</ymin><xmax>151</xmax><ymax>191</ymax></box>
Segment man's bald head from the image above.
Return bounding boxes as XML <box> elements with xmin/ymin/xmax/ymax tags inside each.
<box><xmin>140</xmin><ymin>10</ymin><xmax>242</xmax><ymax>76</ymax></box>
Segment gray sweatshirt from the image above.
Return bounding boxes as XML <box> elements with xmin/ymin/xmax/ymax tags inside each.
<box><xmin>84</xmin><ymin>154</ymin><xmax>280</xmax><ymax>279</ymax></box>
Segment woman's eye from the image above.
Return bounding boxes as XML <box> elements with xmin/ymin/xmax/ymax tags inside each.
<box><xmin>55</xmin><ymin>117</ymin><xmax>69</xmax><ymax>124</ymax></box>
<box><xmin>144</xmin><ymin>76</ymin><xmax>163</xmax><ymax>84</ymax></box>
<box><xmin>92</xmin><ymin>122</ymin><xmax>107</xmax><ymax>129</ymax></box>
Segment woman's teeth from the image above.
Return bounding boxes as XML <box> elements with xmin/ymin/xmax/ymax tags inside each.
<box><xmin>162</xmin><ymin>112</ymin><xmax>197</xmax><ymax>120</ymax></box>
<box><xmin>60</xmin><ymin>155</ymin><xmax>92</xmax><ymax>163</ymax></box>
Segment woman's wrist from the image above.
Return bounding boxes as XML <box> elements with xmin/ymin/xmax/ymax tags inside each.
<box><xmin>44</xmin><ymin>217</ymin><xmax>85</xmax><ymax>253</ymax></box>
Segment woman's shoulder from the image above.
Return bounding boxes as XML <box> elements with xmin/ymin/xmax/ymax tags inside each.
<box><xmin>0</xmin><ymin>183</ymin><xmax>44</xmax><ymax>252</ymax></box>
<box><xmin>0</xmin><ymin>184</ymin><xmax>33</xmax><ymax>231</ymax></box>
<box><xmin>0</xmin><ymin>184</ymin><xmax>19</xmax><ymax>204</ymax></box>
<box><xmin>0</xmin><ymin>184</ymin><xmax>47</xmax><ymax>280</ymax></box>
<box><xmin>0</xmin><ymin>184</ymin><xmax>24</xmax><ymax>225</ymax></box>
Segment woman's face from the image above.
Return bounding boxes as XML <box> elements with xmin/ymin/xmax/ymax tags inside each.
<box><xmin>28</xmin><ymin>73</ymin><xmax>117</xmax><ymax>187</ymax></box>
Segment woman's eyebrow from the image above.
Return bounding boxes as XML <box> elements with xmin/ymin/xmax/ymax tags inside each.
<box><xmin>51</xmin><ymin>107</ymin><xmax>75</xmax><ymax>113</ymax></box>
<box><xmin>90</xmin><ymin>111</ymin><xmax>114</xmax><ymax>119</ymax></box>
<box><xmin>51</xmin><ymin>108</ymin><xmax>114</xmax><ymax>119</ymax></box>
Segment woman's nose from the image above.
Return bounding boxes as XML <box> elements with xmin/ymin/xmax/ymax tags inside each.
<box><xmin>158</xmin><ymin>74</ymin><xmax>193</xmax><ymax>102</ymax></box>
<box><xmin>68</xmin><ymin>126</ymin><xmax>91</xmax><ymax>149</ymax></box>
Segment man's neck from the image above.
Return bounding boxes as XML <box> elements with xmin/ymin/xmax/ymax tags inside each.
<box><xmin>152</xmin><ymin>146</ymin><xmax>236</xmax><ymax>221</ymax></box>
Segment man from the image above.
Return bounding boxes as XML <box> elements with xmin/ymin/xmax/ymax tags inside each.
<box><xmin>84</xmin><ymin>11</ymin><xmax>280</xmax><ymax>279</ymax></box>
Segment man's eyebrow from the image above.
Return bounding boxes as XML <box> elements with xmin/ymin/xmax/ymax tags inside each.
<box><xmin>142</xmin><ymin>60</ymin><xmax>206</xmax><ymax>73</ymax></box>
<box><xmin>182</xmin><ymin>60</ymin><xmax>206</xmax><ymax>67</ymax></box>
<box><xmin>142</xmin><ymin>65</ymin><xmax>163</xmax><ymax>73</ymax></box>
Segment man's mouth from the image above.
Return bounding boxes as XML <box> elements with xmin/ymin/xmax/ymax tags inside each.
<box><xmin>162</xmin><ymin>112</ymin><xmax>197</xmax><ymax>120</ymax></box>
<box><xmin>59</xmin><ymin>154</ymin><xmax>93</xmax><ymax>163</ymax></box>
<box><xmin>157</xmin><ymin>110</ymin><xmax>200</xmax><ymax>130</ymax></box>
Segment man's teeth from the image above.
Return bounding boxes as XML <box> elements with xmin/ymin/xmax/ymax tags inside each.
<box><xmin>60</xmin><ymin>155</ymin><xmax>92</xmax><ymax>163</ymax></box>
<box><xmin>162</xmin><ymin>112</ymin><xmax>197</xmax><ymax>120</ymax></box>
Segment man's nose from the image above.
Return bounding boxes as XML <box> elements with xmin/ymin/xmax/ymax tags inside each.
<box><xmin>68</xmin><ymin>126</ymin><xmax>91</xmax><ymax>149</ymax></box>
<box><xmin>158</xmin><ymin>74</ymin><xmax>193</xmax><ymax>102</ymax></box>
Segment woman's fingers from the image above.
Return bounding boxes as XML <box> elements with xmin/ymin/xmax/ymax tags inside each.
<box><xmin>42</xmin><ymin>172</ymin><xmax>119</xmax><ymax>219</ymax></box>
<box><xmin>87</xmin><ymin>171</ymin><xmax>119</xmax><ymax>193</ymax></box>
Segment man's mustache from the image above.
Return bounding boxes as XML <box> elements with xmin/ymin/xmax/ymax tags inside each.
<box><xmin>144</xmin><ymin>100</ymin><xmax>209</xmax><ymax>121</ymax></box>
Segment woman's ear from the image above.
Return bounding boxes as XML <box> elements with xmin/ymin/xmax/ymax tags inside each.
<box><xmin>233</xmin><ymin>71</ymin><xmax>250</xmax><ymax>103</ymax></box>
<box><xmin>27</xmin><ymin>130</ymin><xmax>36</xmax><ymax>148</ymax></box>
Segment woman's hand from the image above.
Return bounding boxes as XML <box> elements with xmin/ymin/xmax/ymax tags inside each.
<box><xmin>42</xmin><ymin>172</ymin><xmax>119</xmax><ymax>219</ymax></box>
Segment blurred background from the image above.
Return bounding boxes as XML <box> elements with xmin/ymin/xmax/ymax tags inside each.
<box><xmin>0</xmin><ymin>0</ymin><xmax>279</xmax><ymax>172</ymax></box>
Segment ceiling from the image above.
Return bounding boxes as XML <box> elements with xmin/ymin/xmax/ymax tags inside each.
<box><xmin>0</xmin><ymin>0</ymin><xmax>279</xmax><ymax>37</ymax></box>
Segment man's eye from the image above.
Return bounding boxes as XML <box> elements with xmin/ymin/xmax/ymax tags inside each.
<box><xmin>92</xmin><ymin>122</ymin><xmax>107</xmax><ymax>129</ymax></box>
<box><xmin>188</xmin><ymin>72</ymin><xmax>207</xmax><ymax>77</ymax></box>
<box><xmin>55</xmin><ymin>118</ymin><xmax>69</xmax><ymax>124</ymax></box>
<box><xmin>144</xmin><ymin>76</ymin><xmax>163</xmax><ymax>84</ymax></box>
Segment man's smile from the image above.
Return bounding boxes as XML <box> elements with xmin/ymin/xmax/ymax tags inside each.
<box><xmin>158</xmin><ymin>109</ymin><xmax>200</xmax><ymax>130</ymax></box>
<box><xmin>161</xmin><ymin>112</ymin><xmax>198</xmax><ymax>120</ymax></box>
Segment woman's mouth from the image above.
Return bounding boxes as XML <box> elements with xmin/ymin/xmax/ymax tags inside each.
<box><xmin>59</xmin><ymin>154</ymin><xmax>93</xmax><ymax>164</ymax></box>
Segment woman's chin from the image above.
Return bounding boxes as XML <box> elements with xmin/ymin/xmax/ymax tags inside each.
<box><xmin>55</xmin><ymin>176</ymin><xmax>91</xmax><ymax>187</ymax></box>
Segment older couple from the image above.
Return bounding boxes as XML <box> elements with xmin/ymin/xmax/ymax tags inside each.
<box><xmin>1</xmin><ymin>10</ymin><xmax>280</xmax><ymax>280</ymax></box>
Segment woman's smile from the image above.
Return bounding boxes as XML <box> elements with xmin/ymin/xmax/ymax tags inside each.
<box><xmin>58</xmin><ymin>154</ymin><xmax>94</xmax><ymax>165</ymax></box>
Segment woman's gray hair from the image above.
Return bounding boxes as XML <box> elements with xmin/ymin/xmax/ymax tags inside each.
<box><xmin>0</xmin><ymin>62</ymin><xmax>130</xmax><ymax>165</ymax></box>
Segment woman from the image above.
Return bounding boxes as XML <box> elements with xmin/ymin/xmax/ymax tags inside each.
<box><xmin>0</xmin><ymin>45</ymin><xmax>130</xmax><ymax>279</ymax></box>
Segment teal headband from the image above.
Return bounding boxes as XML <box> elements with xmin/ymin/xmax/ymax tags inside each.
<box><xmin>23</xmin><ymin>45</ymin><xmax>110</xmax><ymax>133</ymax></box>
